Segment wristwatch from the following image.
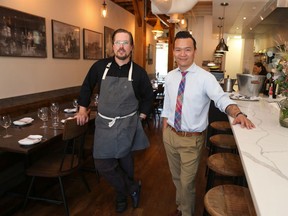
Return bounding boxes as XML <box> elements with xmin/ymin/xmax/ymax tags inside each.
<box><xmin>236</xmin><ymin>112</ymin><xmax>247</xmax><ymax>118</ymax></box>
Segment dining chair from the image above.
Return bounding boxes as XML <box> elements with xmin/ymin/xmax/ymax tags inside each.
<box><xmin>23</xmin><ymin>118</ymin><xmax>90</xmax><ymax>216</ymax></box>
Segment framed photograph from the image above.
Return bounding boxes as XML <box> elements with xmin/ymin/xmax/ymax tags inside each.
<box><xmin>0</xmin><ymin>6</ymin><xmax>47</xmax><ymax>58</ymax></box>
<box><xmin>83</xmin><ymin>29</ymin><xmax>103</xmax><ymax>60</ymax></box>
<box><xmin>148</xmin><ymin>44</ymin><xmax>154</xmax><ymax>65</ymax></box>
<box><xmin>104</xmin><ymin>26</ymin><xmax>114</xmax><ymax>58</ymax></box>
<box><xmin>51</xmin><ymin>20</ymin><xmax>80</xmax><ymax>59</ymax></box>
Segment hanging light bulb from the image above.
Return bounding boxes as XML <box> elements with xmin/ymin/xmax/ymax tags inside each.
<box><xmin>152</xmin><ymin>18</ymin><xmax>164</xmax><ymax>38</ymax></box>
<box><xmin>101</xmin><ymin>0</ymin><xmax>107</xmax><ymax>18</ymax></box>
<box><xmin>216</xmin><ymin>2</ymin><xmax>229</xmax><ymax>52</ymax></box>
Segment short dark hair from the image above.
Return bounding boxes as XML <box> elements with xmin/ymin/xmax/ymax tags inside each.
<box><xmin>112</xmin><ymin>28</ymin><xmax>134</xmax><ymax>46</ymax></box>
<box><xmin>174</xmin><ymin>31</ymin><xmax>197</xmax><ymax>49</ymax></box>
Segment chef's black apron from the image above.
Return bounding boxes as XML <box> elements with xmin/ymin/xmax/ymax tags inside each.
<box><xmin>93</xmin><ymin>62</ymin><xmax>149</xmax><ymax>159</ymax></box>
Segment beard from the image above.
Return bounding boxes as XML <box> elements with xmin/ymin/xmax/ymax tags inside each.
<box><xmin>115</xmin><ymin>48</ymin><xmax>131</xmax><ymax>61</ymax></box>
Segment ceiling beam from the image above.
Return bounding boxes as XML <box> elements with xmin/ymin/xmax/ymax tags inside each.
<box><xmin>132</xmin><ymin>0</ymin><xmax>142</xmax><ymax>27</ymax></box>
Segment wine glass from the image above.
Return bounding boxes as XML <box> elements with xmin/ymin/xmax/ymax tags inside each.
<box><xmin>50</xmin><ymin>102</ymin><xmax>59</xmax><ymax>128</ymax></box>
<box><xmin>50</xmin><ymin>102</ymin><xmax>59</xmax><ymax>114</ymax></box>
<box><xmin>0</xmin><ymin>115</ymin><xmax>12</xmax><ymax>138</ymax></box>
<box><xmin>38</xmin><ymin>107</ymin><xmax>49</xmax><ymax>128</ymax></box>
<box><xmin>72</xmin><ymin>99</ymin><xmax>78</xmax><ymax>110</ymax></box>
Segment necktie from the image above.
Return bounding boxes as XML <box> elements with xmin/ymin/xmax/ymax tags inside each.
<box><xmin>174</xmin><ymin>71</ymin><xmax>188</xmax><ymax>131</ymax></box>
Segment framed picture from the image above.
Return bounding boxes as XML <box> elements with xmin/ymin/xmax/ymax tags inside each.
<box><xmin>51</xmin><ymin>20</ymin><xmax>80</xmax><ymax>59</ymax></box>
<box><xmin>83</xmin><ymin>29</ymin><xmax>103</xmax><ymax>60</ymax></box>
<box><xmin>104</xmin><ymin>26</ymin><xmax>114</xmax><ymax>58</ymax></box>
<box><xmin>148</xmin><ymin>44</ymin><xmax>154</xmax><ymax>65</ymax></box>
<box><xmin>0</xmin><ymin>6</ymin><xmax>47</xmax><ymax>58</ymax></box>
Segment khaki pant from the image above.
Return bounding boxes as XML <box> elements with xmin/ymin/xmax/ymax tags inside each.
<box><xmin>163</xmin><ymin>126</ymin><xmax>205</xmax><ymax>216</ymax></box>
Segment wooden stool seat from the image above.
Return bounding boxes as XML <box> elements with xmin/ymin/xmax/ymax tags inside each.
<box><xmin>206</xmin><ymin>153</ymin><xmax>245</xmax><ymax>190</ymax></box>
<box><xmin>209</xmin><ymin>134</ymin><xmax>237</xmax><ymax>155</ymax></box>
<box><xmin>204</xmin><ymin>184</ymin><xmax>257</xmax><ymax>216</ymax></box>
<box><xmin>210</xmin><ymin>121</ymin><xmax>231</xmax><ymax>132</ymax></box>
<box><xmin>207</xmin><ymin>153</ymin><xmax>244</xmax><ymax>177</ymax></box>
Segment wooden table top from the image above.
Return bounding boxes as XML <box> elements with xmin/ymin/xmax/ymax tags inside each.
<box><xmin>0</xmin><ymin>107</ymin><xmax>96</xmax><ymax>155</ymax></box>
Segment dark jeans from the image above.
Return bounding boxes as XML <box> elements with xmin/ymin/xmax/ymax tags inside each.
<box><xmin>94</xmin><ymin>152</ymin><xmax>138</xmax><ymax>198</ymax></box>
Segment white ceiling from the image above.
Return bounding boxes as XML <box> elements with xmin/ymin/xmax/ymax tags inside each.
<box><xmin>212</xmin><ymin>0</ymin><xmax>270</xmax><ymax>35</ymax></box>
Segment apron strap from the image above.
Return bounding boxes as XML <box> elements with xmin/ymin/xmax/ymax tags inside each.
<box><xmin>102</xmin><ymin>62</ymin><xmax>133</xmax><ymax>81</ymax></box>
<box><xmin>128</xmin><ymin>62</ymin><xmax>133</xmax><ymax>81</ymax></box>
<box><xmin>98</xmin><ymin>111</ymin><xmax>137</xmax><ymax>127</ymax></box>
<box><xmin>102</xmin><ymin>62</ymin><xmax>112</xmax><ymax>80</ymax></box>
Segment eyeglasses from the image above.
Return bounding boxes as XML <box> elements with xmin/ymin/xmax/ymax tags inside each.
<box><xmin>114</xmin><ymin>40</ymin><xmax>129</xmax><ymax>46</ymax></box>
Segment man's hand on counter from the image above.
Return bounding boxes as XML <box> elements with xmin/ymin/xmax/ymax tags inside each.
<box><xmin>232</xmin><ymin>113</ymin><xmax>255</xmax><ymax>129</ymax></box>
<box><xmin>226</xmin><ymin>104</ymin><xmax>255</xmax><ymax>129</ymax></box>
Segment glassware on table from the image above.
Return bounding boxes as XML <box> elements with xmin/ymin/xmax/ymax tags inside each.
<box><xmin>38</xmin><ymin>107</ymin><xmax>49</xmax><ymax>128</ymax></box>
<box><xmin>50</xmin><ymin>102</ymin><xmax>59</xmax><ymax>114</ymax></box>
<box><xmin>50</xmin><ymin>102</ymin><xmax>59</xmax><ymax>128</ymax></box>
<box><xmin>0</xmin><ymin>115</ymin><xmax>12</xmax><ymax>138</ymax></box>
<box><xmin>72</xmin><ymin>99</ymin><xmax>78</xmax><ymax>111</ymax></box>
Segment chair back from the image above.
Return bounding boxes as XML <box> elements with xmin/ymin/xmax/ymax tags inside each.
<box><xmin>59</xmin><ymin>118</ymin><xmax>88</xmax><ymax>173</ymax></box>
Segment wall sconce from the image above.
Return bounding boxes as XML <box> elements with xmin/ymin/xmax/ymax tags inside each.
<box><xmin>152</xmin><ymin>18</ymin><xmax>164</xmax><ymax>38</ymax></box>
<box><xmin>101</xmin><ymin>0</ymin><xmax>107</xmax><ymax>18</ymax></box>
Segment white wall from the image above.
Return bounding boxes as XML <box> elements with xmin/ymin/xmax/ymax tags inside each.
<box><xmin>189</xmin><ymin>16</ymin><xmax>218</xmax><ymax>67</ymax></box>
<box><xmin>0</xmin><ymin>0</ymin><xmax>135</xmax><ymax>99</ymax></box>
<box><xmin>225</xmin><ymin>36</ymin><xmax>243</xmax><ymax>79</ymax></box>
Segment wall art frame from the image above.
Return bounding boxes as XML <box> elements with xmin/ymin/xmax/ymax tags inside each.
<box><xmin>104</xmin><ymin>26</ymin><xmax>114</xmax><ymax>58</ymax></box>
<box><xmin>148</xmin><ymin>44</ymin><xmax>154</xmax><ymax>65</ymax></box>
<box><xmin>83</xmin><ymin>28</ymin><xmax>103</xmax><ymax>60</ymax></box>
<box><xmin>51</xmin><ymin>20</ymin><xmax>80</xmax><ymax>59</ymax></box>
<box><xmin>0</xmin><ymin>6</ymin><xmax>47</xmax><ymax>58</ymax></box>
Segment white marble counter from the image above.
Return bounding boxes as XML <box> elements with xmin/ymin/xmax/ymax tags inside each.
<box><xmin>228</xmin><ymin>97</ymin><xmax>288</xmax><ymax>216</ymax></box>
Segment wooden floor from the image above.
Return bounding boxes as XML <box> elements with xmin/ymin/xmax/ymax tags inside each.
<box><xmin>0</xmin><ymin>118</ymin><xmax>210</xmax><ymax>216</ymax></box>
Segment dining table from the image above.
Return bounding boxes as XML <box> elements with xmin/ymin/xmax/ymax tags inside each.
<box><xmin>0</xmin><ymin>105</ymin><xmax>96</xmax><ymax>155</ymax></box>
<box><xmin>227</xmin><ymin>94</ymin><xmax>288</xmax><ymax>216</ymax></box>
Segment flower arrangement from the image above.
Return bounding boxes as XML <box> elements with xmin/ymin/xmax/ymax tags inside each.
<box><xmin>272</xmin><ymin>41</ymin><xmax>288</xmax><ymax>97</ymax></box>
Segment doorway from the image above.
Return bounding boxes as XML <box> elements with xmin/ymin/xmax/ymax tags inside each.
<box><xmin>155</xmin><ymin>42</ymin><xmax>169</xmax><ymax>80</ymax></box>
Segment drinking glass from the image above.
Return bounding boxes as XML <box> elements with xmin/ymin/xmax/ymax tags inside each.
<box><xmin>72</xmin><ymin>99</ymin><xmax>78</xmax><ymax>110</ymax></box>
<box><xmin>0</xmin><ymin>115</ymin><xmax>12</xmax><ymax>138</ymax></box>
<box><xmin>50</xmin><ymin>103</ymin><xmax>59</xmax><ymax>128</ymax></box>
<box><xmin>50</xmin><ymin>102</ymin><xmax>59</xmax><ymax>114</ymax></box>
<box><xmin>38</xmin><ymin>107</ymin><xmax>49</xmax><ymax>128</ymax></box>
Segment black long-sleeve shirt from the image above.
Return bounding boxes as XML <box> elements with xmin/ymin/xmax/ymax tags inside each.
<box><xmin>78</xmin><ymin>57</ymin><xmax>154</xmax><ymax>115</ymax></box>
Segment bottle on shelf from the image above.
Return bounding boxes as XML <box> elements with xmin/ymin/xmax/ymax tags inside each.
<box><xmin>269</xmin><ymin>83</ymin><xmax>273</xmax><ymax>99</ymax></box>
<box><xmin>264</xmin><ymin>72</ymin><xmax>272</xmax><ymax>96</ymax></box>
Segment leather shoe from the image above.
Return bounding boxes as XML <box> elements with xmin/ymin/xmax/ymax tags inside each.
<box><xmin>116</xmin><ymin>196</ymin><xmax>127</xmax><ymax>213</ymax></box>
<box><xmin>169</xmin><ymin>209</ymin><xmax>182</xmax><ymax>216</ymax></box>
<box><xmin>130</xmin><ymin>181</ymin><xmax>141</xmax><ymax>208</ymax></box>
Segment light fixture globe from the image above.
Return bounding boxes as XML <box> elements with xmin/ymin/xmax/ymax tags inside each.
<box><xmin>216</xmin><ymin>38</ymin><xmax>228</xmax><ymax>52</ymax></box>
<box><xmin>215</xmin><ymin>2</ymin><xmax>229</xmax><ymax>52</ymax></box>
<box><xmin>152</xmin><ymin>19</ymin><xmax>164</xmax><ymax>37</ymax></box>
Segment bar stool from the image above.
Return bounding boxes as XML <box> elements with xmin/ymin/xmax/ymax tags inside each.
<box><xmin>204</xmin><ymin>184</ymin><xmax>257</xmax><ymax>216</ymax></box>
<box><xmin>206</xmin><ymin>153</ymin><xmax>244</xmax><ymax>191</ymax></box>
<box><xmin>208</xmin><ymin>134</ymin><xmax>237</xmax><ymax>155</ymax></box>
<box><xmin>210</xmin><ymin>121</ymin><xmax>232</xmax><ymax>134</ymax></box>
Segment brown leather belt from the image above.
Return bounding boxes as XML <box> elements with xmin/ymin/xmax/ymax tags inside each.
<box><xmin>167</xmin><ymin>125</ymin><xmax>202</xmax><ymax>137</ymax></box>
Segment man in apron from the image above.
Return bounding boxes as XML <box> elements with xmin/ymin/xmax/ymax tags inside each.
<box><xmin>76</xmin><ymin>29</ymin><xmax>154</xmax><ymax>213</ymax></box>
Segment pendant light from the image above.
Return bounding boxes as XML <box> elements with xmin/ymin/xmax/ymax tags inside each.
<box><xmin>101</xmin><ymin>0</ymin><xmax>107</xmax><ymax>18</ymax></box>
<box><xmin>152</xmin><ymin>18</ymin><xmax>164</xmax><ymax>38</ymax></box>
<box><xmin>216</xmin><ymin>2</ymin><xmax>229</xmax><ymax>52</ymax></box>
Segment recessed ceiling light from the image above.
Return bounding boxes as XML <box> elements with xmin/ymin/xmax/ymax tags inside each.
<box><xmin>250</xmin><ymin>27</ymin><xmax>253</xmax><ymax>31</ymax></box>
<box><xmin>243</xmin><ymin>17</ymin><xmax>246</xmax><ymax>20</ymax></box>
